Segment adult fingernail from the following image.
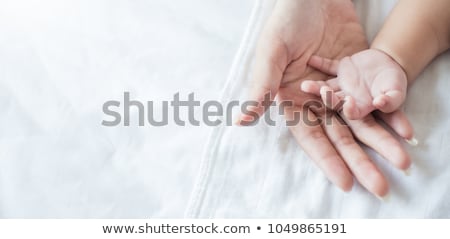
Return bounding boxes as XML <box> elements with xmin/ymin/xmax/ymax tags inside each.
<box><xmin>376</xmin><ymin>193</ymin><xmax>390</xmax><ymax>202</ymax></box>
<box><xmin>403</xmin><ymin>167</ymin><xmax>411</xmax><ymax>176</ymax></box>
<box><xmin>405</xmin><ymin>137</ymin><xmax>419</xmax><ymax>146</ymax></box>
<box><xmin>234</xmin><ymin>117</ymin><xmax>242</xmax><ymax>126</ymax></box>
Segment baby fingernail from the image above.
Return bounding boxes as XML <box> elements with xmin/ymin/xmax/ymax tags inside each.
<box><xmin>405</xmin><ymin>137</ymin><xmax>419</xmax><ymax>146</ymax></box>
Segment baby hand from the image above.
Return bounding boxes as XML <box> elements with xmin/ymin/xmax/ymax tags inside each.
<box><xmin>301</xmin><ymin>49</ymin><xmax>408</xmax><ymax>120</ymax></box>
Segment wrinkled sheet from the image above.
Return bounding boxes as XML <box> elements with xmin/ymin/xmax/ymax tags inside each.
<box><xmin>0</xmin><ymin>0</ymin><xmax>253</xmax><ymax>218</ymax></box>
<box><xmin>186</xmin><ymin>0</ymin><xmax>450</xmax><ymax>218</ymax></box>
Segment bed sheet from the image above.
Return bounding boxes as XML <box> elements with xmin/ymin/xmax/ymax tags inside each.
<box><xmin>186</xmin><ymin>0</ymin><xmax>450</xmax><ymax>218</ymax></box>
<box><xmin>0</xmin><ymin>0</ymin><xmax>253</xmax><ymax>218</ymax></box>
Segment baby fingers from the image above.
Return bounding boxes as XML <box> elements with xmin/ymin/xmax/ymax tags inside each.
<box><xmin>320</xmin><ymin>86</ymin><xmax>345</xmax><ymax>111</ymax></box>
<box><xmin>373</xmin><ymin>90</ymin><xmax>406</xmax><ymax>113</ymax></box>
<box><xmin>300</xmin><ymin>78</ymin><xmax>340</xmax><ymax>96</ymax></box>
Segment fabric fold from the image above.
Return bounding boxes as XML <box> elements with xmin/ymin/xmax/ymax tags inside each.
<box><xmin>186</xmin><ymin>0</ymin><xmax>450</xmax><ymax>218</ymax></box>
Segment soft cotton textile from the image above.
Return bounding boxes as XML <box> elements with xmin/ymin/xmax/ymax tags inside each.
<box><xmin>0</xmin><ymin>0</ymin><xmax>253</xmax><ymax>218</ymax></box>
<box><xmin>186</xmin><ymin>0</ymin><xmax>450</xmax><ymax>218</ymax></box>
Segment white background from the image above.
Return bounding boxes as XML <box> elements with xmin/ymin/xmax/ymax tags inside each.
<box><xmin>0</xmin><ymin>0</ymin><xmax>253</xmax><ymax>218</ymax></box>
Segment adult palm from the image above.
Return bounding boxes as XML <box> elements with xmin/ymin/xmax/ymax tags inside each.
<box><xmin>238</xmin><ymin>0</ymin><xmax>412</xmax><ymax>198</ymax></box>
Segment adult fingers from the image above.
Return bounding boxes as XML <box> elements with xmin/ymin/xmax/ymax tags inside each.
<box><xmin>322</xmin><ymin>115</ymin><xmax>389</xmax><ymax>197</ymax></box>
<box><xmin>285</xmin><ymin>106</ymin><xmax>354</xmax><ymax>192</ymax></box>
<box><xmin>307</xmin><ymin>55</ymin><xmax>339</xmax><ymax>75</ymax></box>
<box><xmin>374</xmin><ymin>110</ymin><xmax>417</xmax><ymax>145</ymax></box>
<box><xmin>345</xmin><ymin>115</ymin><xmax>412</xmax><ymax>171</ymax></box>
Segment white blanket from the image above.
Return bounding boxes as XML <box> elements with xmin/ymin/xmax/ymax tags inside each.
<box><xmin>0</xmin><ymin>0</ymin><xmax>253</xmax><ymax>218</ymax></box>
<box><xmin>1</xmin><ymin>0</ymin><xmax>449</xmax><ymax>218</ymax></box>
<box><xmin>186</xmin><ymin>0</ymin><xmax>450</xmax><ymax>218</ymax></box>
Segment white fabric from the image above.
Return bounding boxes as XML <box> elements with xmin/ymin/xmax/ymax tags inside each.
<box><xmin>0</xmin><ymin>0</ymin><xmax>253</xmax><ymax>218</ymax></box>
<box><xmin>186</xmin><ymin>0</ymin><xmax>450</xmax><ymax>218</ymax></box>
<box><xmin>2</xmin><ymin>0</ymin><xmax>449</xmax><ymax>219</ymax></box>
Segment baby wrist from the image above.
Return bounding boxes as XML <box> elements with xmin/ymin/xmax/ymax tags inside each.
<box><xmin>370</xmin><ymin>45</ymin><xmax>411</xmax><ymax>84</ymax></box>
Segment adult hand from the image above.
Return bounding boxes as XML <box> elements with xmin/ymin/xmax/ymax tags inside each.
<box><xmin>237</xmin><ymin>0</ymin><xmax>413</xmax><ymax>198</ymax></box>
